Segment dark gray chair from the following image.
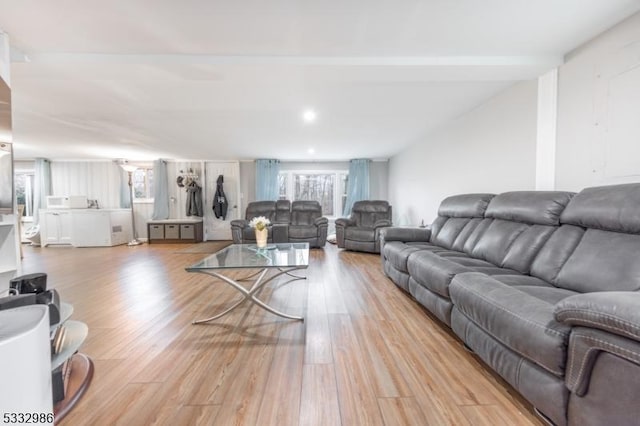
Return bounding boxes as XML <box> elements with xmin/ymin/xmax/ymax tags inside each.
<box><xmin>230</xmin><ymin>200</ymin><xmax>290</xmax><ymax>244</ymax></box>
<box><xmin>335</xmin><ymin>200</ymin><xmax>392</xmax><ymax>253</ymax></box>
<box><xmin>287</xmin><ymin>201</ymin><xmax>329</xmax><ymax>248</ymax></box>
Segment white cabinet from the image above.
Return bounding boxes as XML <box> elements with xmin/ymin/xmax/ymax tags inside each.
<box><xmin>0</xmin><ymin>214</ymin><xmax>21</xmax><ymax>290</ymax></box>
<box><xmin>41</xmin><ymin>209</ymin><xmax>132</xmax><ymax>247</ymax></box>
<box><xmin>42</xmin><ymin>210</ymin><xmax>72</xmax><ymax>245</ymax></box>
<box><xmin>71</xmin><ymin>210</ymin><xmax>131</xmax><ymax>247</ymax></box>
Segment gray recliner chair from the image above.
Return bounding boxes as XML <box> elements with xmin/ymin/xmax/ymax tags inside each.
<box><xmin>335</xmin><ymin>200</ymin><xmax>392</xmax><ymax>253</ymax></box>
<box><xmin>287</xmin><ymin>201</ymin><xmax>329</xmax><ymax>248</ymax></box>
<box><xmin>230</xmin><ymin>200</ymin><xmax>290</xmax><ymax>244</ymax></box>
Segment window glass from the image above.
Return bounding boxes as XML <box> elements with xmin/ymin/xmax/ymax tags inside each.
<box><xmin>133</xmin><ymin>168</ymin><xmax>154</xmax><ymax>200</ymax></box>
<box><xmin>278</xmin><ymin>173</ymin><xmax>288</xmax><ymax>200</ymax></box>
<box><xmin>278</xmin><ymin>170</ymin><xmax>347</xmax><ymax>217</ymax></box>
<box><xmin>340</xmin><ymin>173</ymin><xmax>348</xmax><ymax>215</ymax></box>
<box><xmin>14</xmin><ymin>172</ymin><xmax>34</xmax><ymax>217</ymax></box>
<box><xmin>293</xmin><ymin>173</ymin><xmax>335</xmax><ymax>216</ymax></box>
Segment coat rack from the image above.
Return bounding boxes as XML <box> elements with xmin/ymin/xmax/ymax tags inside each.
<box><xmin>177</xmin><ymin>168</ymin><xmax>199</xmax><ymax>188</ymax></box>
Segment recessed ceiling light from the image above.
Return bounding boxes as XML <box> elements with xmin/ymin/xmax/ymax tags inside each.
<box><xmin>307</xmin><ymin>148</ymin><xmax>315</xmax><ymax>155</ymax></box>
<box><xmin>302</xmin><ymin>109</ymin><xmax>317</xmax><ymax>123</ymax></box>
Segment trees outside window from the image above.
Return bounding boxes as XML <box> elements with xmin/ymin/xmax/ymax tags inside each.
<box><xmin>279</xmin><ymin>170</ymin><xmax>348</xmax><ymax>217</ymax></box>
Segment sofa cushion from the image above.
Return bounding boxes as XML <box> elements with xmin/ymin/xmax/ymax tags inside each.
<box><xmin>275</xmin><ymin>200</ymin><xmax>291</xmax><ymax>224</ymax></box>
<box><xmin>408</xmin><ymin>251</ymin><xmax>473</xmax><ymax>298</ymax></box>
<box><xmin>461</xmin><ymin>191</ymin><xmax>574</xmax><ymax>274</ymax></box>
<box><xmin>345</xmin><ymin>226</ymin><xmax>375</xmax><ymax>242</ymax></box>
<box><xmin>556</xmin><ymin>229</ymin><xmax>640</xmax><ymax>292</ymax></box>
<box><xmin>291</xmin><ymin>201</ymin><xmax>321</xmax><ymax>226</ymax></box>
<box><xmin>245</xmin><ymin>201</ymin><xmax>277</xmax><ymax>221</ymax></box>
<box><xmin>465</xmin><ymin>219</ymin><xmax>556</xmax><ymax>274</ymax></box>
<box><xmin>429</xmin><ymin>194</ymin><xmax>494</xmax><ymax>251</ymax></box>
<box><xmin>431</xmin><ymin>218</ymin><xmax>484</xmax><ymax>251</ymax></box>
<box><xmin>383</xmin><ymin>242</ymin><xmax>432</xmax><ymax>273</ymax></box>
<box><xmin>560</xmin><ymin>183</ymin><xmax>640</xmax><ymax>234</ymax></box>
<box><xmin>407</xmin><ymin>251</ymin><xmax>520</xmax><ymax>298</ymax></box>
<box><xmin>485</xmin><ymin>191</ymin><xmax>574</xmax><ymax>226</ymax></box>
<box><xmin>351</xmin><ymin>200</ymin><xmax>391</xmax><ymax>228</ymax></box>
<box><xmin>491</xmin><ymin>274</ymin><xmax>554</xmax><ymax>288</ymax></box>
<box><xmin>530</xmin><ymin>225</ymin><xmax>585</xmax><ymax>285</ymax></box>
<box><xmin>437</xmin><ymin>193</ymin><xmax>495</xmax><ymax>218</ymax></box>
<box><xmin>450</xmin><ymin>272</ymin><xmax>574</xmax><ymax>377</ymax></box>
<box><xmin>288</xmin><ymin>225</ymin><xmax>318</xmax><ymax>239</ymax></box>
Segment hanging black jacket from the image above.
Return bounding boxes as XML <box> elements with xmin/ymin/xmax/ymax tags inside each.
<box><xmin>213</xmin><ymin>174</ymin><xmax>229</xmax><ymax>220</ymax></box>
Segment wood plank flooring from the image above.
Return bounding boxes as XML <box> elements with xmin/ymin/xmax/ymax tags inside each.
<box><xmin>20</xmin><ymin>243</ymin><xmax>544</xmax><ymax>426</ymax></box>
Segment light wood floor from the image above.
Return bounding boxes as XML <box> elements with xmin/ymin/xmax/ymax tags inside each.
<box><xmin>21</xmin><ymin>243</ymin><xmax>544</xmax><ymax>426</ymax></box>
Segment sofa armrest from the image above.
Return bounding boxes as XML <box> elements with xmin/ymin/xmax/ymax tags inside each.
<box><xmin>373</xmin><ymin>219</ymin><xmax>392</xmax><ymax>228</ymax></box>
<box><xmin>380</xmin><ymin>226</ymin><xmax>431</xmax><ymax>243</ymax></box>
<box><xmin>314</xmin><ymin>217</ymin><xmax>329</xmax><ymax>227</ymax></box>
<box><xmin>230</xmin><ymin>219</ymin><xmax>248</xmax><ymax>243</ymax></box>
<box><xmin>335</xmin><ymin>218</ymin><xmax>355</xmax><ymax>228</ymax></box>
<box><xmin>554</xmin><ymin>291</ymin><xmax>640</xmax><ymax>342</ymax></box>
<box><xmin>564</xmin><ymin>327</ymin><xmax>640</xmax><ymax>398</ymax></box>
<box><xmin>230</xmin><ymin>219</ymin><xmax>248</xmax><ymax>229</ymax></box>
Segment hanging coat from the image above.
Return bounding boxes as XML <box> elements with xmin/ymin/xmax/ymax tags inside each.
<box><xmin>186</xmin><ymin>181</ymin><xmax>203</xmax><ymax>217</ymax></box>
<box><xmin>213</xmin><ymin>174</ymin><xmax>229</xmax><ymax>220</ymax></box>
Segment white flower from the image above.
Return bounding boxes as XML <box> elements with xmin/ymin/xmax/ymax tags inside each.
<box><xmin>249</xmin><ymin>216</ymin><xmax>271</xmax><ymax>231</ymax></box>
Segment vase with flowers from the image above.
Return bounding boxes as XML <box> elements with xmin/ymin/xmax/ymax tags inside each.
<box><xmin>249</xmin><ymin>216</ymin><xmax>271</xmax><ymax>248</ymax></box>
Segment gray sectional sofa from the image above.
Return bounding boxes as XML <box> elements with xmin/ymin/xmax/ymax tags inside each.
<box><xmin>380</xmin><ymin>183</ymin><xmax>640</xmax><ymax>426</ymax></box>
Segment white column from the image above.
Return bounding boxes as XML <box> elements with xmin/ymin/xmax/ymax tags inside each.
<box><xmin>536</xmin><ymin>69</ymin><xmax>558</xmax><ymax>190</ymax></box>
<box><xmin>0</xmin><ymin>306</ymin><xmax>53</xmax><ymax>415</ymax></box>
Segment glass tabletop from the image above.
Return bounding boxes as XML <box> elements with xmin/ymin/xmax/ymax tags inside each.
<box><xmin>186</xmin><ymin>242</ymin><xmax>310</xmax><ymax>271</ymax></box>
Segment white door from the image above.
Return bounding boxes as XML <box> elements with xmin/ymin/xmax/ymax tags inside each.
<box><xmin>204</xmin><ymin>162</ymin><xmax>241</xmax><ymax>240</ymax></box>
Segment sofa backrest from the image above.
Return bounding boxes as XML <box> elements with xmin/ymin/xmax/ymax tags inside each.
<box><xmin>464</xmin><ymin>191</ymin><xmax>574</xmax><ymax>274</ymax></box>
<box><xmin>430</xmin><ymin>194</ymin><xmax>495</xmax><ymax>251</ymax></box>
<box><xmin>245</xmin><ymin>201</ymin><xmax>276</xmax><ymax>221</ymax></box>
<box><xmin>351</xmin><ymin>200</ymin><xmax>392</xmax><ymax>228</ymax></box>
<box><xmin>275</xmin><ymin>200</ymin><xmax>291</xmax><ymax>224</ymax></box>
<box><xmin>291</xmin><ymin>201</ymin><xmax>322</xmax><ymax>225</ymax></box>
<box><xmin>531</xmin><ymin>184</ymin><xmax>640</xmax><ymax>292</ymax></box>
<box><xmin>245</xmin><ymin>200</ymin><xmax>291</xmax><ymax>224</ymax></box>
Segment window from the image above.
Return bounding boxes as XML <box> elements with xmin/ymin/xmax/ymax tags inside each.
<box><xmin>278</xmin><ymin>170</ymin><xmax>348</xmax><ymax>217</ymax></box>
<box><xmin>133</xmin><ymin>167</ymin><xmax>154</xmax><ymax>200</ymax></box>
<box><xmin>14</xmin><ymin>171</ymin><xmax>34</xmax><ymax>217</ymax></box>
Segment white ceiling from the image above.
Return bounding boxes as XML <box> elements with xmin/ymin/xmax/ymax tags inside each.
<box><xmin>1</xmin><ymin>0</ymin><xmax>639</xmax><ymax>161</ymax></box>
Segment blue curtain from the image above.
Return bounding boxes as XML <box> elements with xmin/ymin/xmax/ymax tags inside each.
<box><xmin>119</xmin><ymin>167</ymin><xmax>131</xmax><ymax>208</ymax></box>
<box><xmin>152</xmin><ymin>159</ymin><xmax>170</xmax><ymax>220</ymax></box>
<box><xmin>33</xmin><ymin>158</ymin><xmax>52</xmax><ymax>224</ymax></box>
<box><xmin>342</xmin><ymin>159</ymin><xmax>370</xmax><ymax>217</ymax></box>
<box><xmin>255</xmin><ymin>159</ymin><xmax>280</xmax><ymax>201</ymax></box>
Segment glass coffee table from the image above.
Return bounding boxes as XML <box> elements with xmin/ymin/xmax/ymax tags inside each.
<box><xmin>185</xmin><ymin>243</ymin><xmax>309</xmax><ymax>324</ymax></box>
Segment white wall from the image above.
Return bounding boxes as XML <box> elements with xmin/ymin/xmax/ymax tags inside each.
<box><xmin>239</xmin><ymin>161</ymin><xmax>256</xmax><ymax>208</ymax></box>
<box><xmin>556</xmin><ymin>12</ymin><xmax>640</xmax><ymax>191</ymax></box>
<box><xmin>50</xmin><ymin>161</ymin><xmax>122</xmax><ymax>208</ymax></box>
<box><xmin>0</xmin><ymin>30</ymin><xmax>10</xmax><ymax>87</ymax></box>
<box><xmin>388</xmin><ymin>80</ymin><xmax>538</xmax><ymax>226</ymax></box>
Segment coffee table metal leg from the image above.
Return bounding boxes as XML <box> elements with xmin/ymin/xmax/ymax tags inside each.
<box><xmin>278</xmin><ymin>268</ymin><xmax>307</xmax><ymax>280</ymax></box>
<box><xmin>192</xmin><ymin>267</ymin><xmax>305</xmax><ymax>324</ymax></box>
<box><xmin>192</xmin><ymin>297</ymin><xmax>247</xmax><ymax>324</ymax></box>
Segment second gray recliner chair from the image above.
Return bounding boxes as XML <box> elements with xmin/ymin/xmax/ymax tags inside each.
<box><xmin>335</xmin><ymin>200</ymin><xmax>392</xmax><ymax>253</ymax></box>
